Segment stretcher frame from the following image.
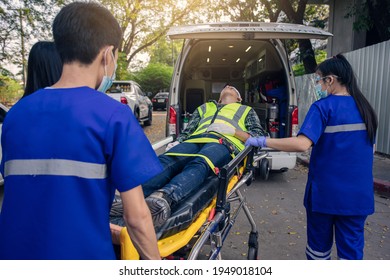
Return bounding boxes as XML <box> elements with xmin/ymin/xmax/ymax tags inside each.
<box><xmin>111</xmin><ymin>136</ymin><xmax>267</xmax><ymax>260</ymax></box>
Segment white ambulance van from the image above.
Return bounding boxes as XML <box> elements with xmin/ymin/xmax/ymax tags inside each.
<box><xmin>166</xmin><ymin>22</ymin><xmax>331</xmax><ymax>179</ymax></box>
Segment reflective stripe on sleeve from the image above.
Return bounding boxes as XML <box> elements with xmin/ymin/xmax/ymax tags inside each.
<box><xmin>4</xmin><ymin>159</ymin><xmax>107</xmax><ymax>179</ymax></box>
<box><xmin>198</xmin><ymin>104</ymin><xmax>207</xmax><ymax>116</ymax></box>
<box><xmin>198</xmin><ymin>116</ymin><xmax>214</xmax><ymax>127</ymax></box>
<box><xmin>324</xmin><ymin>123</ymin><xmax>366</xmax><ymax>133</ymax></box>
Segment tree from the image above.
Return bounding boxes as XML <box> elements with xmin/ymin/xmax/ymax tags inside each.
<box><xmin>276</xmin><ymin>0</ymin><xmax>319</xmax><ymax>74</ymax></box>
<box><xmin>0</xmin><ymin>0</ymin><xmax>62</xmax><ymax>86</ymax></box>
<box><xmin>205</xmin><ymin>0</ymin><xmax>325</xmax><ymax>74</ymax></box>
<box><xmin>101</xmin><ymin>0</ymin><xmax>207</xmax><ymax>70</ymax></box>
<box><xmin>133</xmin><ymin>63</ymin><xmax>173</xmax><ymax>95</ymax></box>
<box><xmin>204</xmin><ymin>0</ymin><xmax>280</xmax><ymax>22</ymax></box>
<box><xmin>210</xmin><ymin>0</ymin><xmax>265</xmax><ymax>22</ymax></box>
<box><xmin>0</xmin><ymin>72</ymin><xmax>23</xmax><ymax>105</ymax></box>
<box><xmin>149</xmin><ymin>37</ymin><xmax>182</xmax><ymax>67</ymax></box>
<box><xmin>116</xmin><ymin>52</ymin><xmax>136</xmax><ymax>81</ymax></box>
<box><xmin>345</xmin><ymin>0</ymin><xmax>390</xmax><ymax>45</ymax></box>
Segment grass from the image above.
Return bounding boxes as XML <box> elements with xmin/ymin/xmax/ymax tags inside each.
<box><xmin>292</xmin><ymin>50</ymin><xmax>327</xmax><ymax>76</ymax></box>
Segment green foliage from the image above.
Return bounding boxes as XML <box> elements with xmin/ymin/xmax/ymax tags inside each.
<box><xmin>0</xmin><ymin>1</ymin><xmax>63</xmax><ymax>83</ymax></box>
<box><xmin>292</xmin><ymin>63</ymin><xmax>306</xmax><ymax>77</ymax></box>
<box><xmin>116</xmin><ymin>52</ymin><xmax>134</xmax><ymax>81</ymax></box>
<box><xmin>0</xmin><ymin>73</ymin><xmax>23</xmax><ymax>105</ymax></box>
<box><xmin>149</xmin><ymin>38</ymin><xmax>182</xmax><ymax>67</ymax></box>
<box><xmin>344</xmin><ymin>0</ymin><xmax>390</xmax><ymax>43</ymax></box>
<box><xmin>344</xmin><ymin>1</ymin><xmax>373</xmax><ymax>32</ymax></box>
<box><xmin>292</xmin><ymin>50</ymin><xmax>327</xmax><ymax>76</ymax></box>
<box><xmin>102</xmin><ymin>0</ymin><xmax>206</xmax><ymax>69</ymax></box>
<box><xmin>304</xmin><ymin>4</ymin><xmax>329</xmax><ymax>28</ymax></box>
<box><xmin>132</xmin><ymin>63</ymin><xmax>173</xmax><ymax>95</ymax></box>
<box><xmin>285</xmin><ymin>39</ymin><xmax>299</xmax><ymax>55</ymax></box>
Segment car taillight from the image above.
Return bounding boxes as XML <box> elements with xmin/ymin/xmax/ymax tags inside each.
<box><xmin>168</xmin><ymin>106</ymin><xmax>177</xmax><ymax>135</ymax></box>
<box><xmin>152</xmin><ymin>98</ymin><xmax>156</xmax><ymax>102</ymax></box>
<box><xmin>120</xmin><ymin>96</ymin><xmax>128</xmax><ymax>104</ymax></box>
<box><xmin>291</xmin><ymin>107</ymin><xmax>299</xmax><ymax>136</ymax></box>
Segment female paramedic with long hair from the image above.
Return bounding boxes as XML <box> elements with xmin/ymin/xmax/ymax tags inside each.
<box><xmin>23</xmin><ymin>41</ymin><xmax>62</xmax><ymax>98</ymax></box>
<box><xmin>246</xmin><ymin>54</ymin><xmax>378</xmax><ymax>260</ymax></box>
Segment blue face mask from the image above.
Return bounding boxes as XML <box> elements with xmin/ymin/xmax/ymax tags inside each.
<box><xmin>97</xmin><ymin>49</ymin><xmax>117</xmax><ymax>93</ymax></box>
<box><xmin>314</xmin><ymin>75</ymin><xmax>329</xmax><ymax>100</ymax></box>
<box><xmin>315</xmin><ymin>83</ymin><xmax>328</xmax><ymax>99</ymax></box>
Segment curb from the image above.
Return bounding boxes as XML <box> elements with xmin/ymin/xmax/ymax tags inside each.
<box><xmin>297</xmin><ymin>156</ymin><xmax>390</xmax><ymax>198</ymax></box>
<box><xmin>373</xmin><ymin>178</ymin><xmax>390</xmax><ymax>198</ymax></box>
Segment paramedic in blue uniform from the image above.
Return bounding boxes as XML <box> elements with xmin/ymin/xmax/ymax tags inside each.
<box><xmin>246</xmin><ymin>54</ymin><xmax>378</xmax><ymax>260</ymax></box>
<box><xmin>23</xmin><ymin>41</ymin><xmax>62</xmax><ymax>98</ymax></box>
<box><xmin>143</xmin><ymin>85</ymin><xmax>266</xmax><ymax>228</ymax></box>
<box><xmin>0</xmin><ymin>2</ymin><xmax>162</xmax><ymax>260</ymax></box>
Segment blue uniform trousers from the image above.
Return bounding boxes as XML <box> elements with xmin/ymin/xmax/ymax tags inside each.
<box><xmin>306</xmin><ymin>207</ymin><xmax>367</xmax><ymax>260</ymax></box>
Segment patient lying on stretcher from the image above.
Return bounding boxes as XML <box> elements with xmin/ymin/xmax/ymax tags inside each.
<box><xmin>111</xmin><ymin>85</ymin><xmax>266</xmax><ymax>230</ymax></box>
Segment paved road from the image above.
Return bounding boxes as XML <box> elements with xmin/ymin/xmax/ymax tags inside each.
<box><xmin>145</xmin><ymin>111</ymin><xmax>390</xmax><ymax>260</ymax></box>
<box><xmin>220</xmin><ymin>168</ymin><xmax>390</xmax><ymax>260</ymax></box>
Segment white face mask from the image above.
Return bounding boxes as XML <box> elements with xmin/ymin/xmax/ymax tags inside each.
<box><xmin>97</xmin><ymin>48</ymin><xmax>117</xmax><ymax>93</ymax></box>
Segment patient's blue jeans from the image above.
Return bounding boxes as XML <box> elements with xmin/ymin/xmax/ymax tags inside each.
<box><xmin>142</xmin><ymin>142</ymin><xmax>232</xmax><ymax>205</ymax></box>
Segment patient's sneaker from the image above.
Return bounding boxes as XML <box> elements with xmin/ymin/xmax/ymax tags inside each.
<box><xmin>145</xmin><ymin>191</ymin><xmax>172</xmax><ymax>228</ymax></box>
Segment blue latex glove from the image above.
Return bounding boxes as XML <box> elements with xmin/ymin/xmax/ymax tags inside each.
<box><xmin>245</xmin><ymin>136</ymin><xmax>267</xmax><ymax>147</ymax></box>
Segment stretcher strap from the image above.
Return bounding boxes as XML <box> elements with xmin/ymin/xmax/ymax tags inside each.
<box><xmin>164</xmin><ymin>152</ymin><xmax>220</xmax><ymax>175</ymax></box>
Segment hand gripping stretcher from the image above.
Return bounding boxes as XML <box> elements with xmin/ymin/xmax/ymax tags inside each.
<box><xmin>110</xmin><ymin>136</ymin><xmax>268</xmax><ymax>260</ymax></box>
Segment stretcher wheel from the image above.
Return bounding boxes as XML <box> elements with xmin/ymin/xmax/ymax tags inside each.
<box><xmin>247</xmin><ymin>231</ymin><xmax>259</xmax><ymax>260</ymax></box>
<box><xmin>247</xmin><ymin>247</ymin><xmax>258</xmax><ymax>260</ymax></box>
<box><xmin>258</xmin><ymin>158</ymin><xmax>270</xmax><ymax>180</ymax></box>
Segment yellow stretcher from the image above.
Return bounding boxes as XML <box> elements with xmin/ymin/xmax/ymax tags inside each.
<box><xmin>110</xmin><ymin>137</ymin><xmax>267</xmax><ymax>260</ymax></box>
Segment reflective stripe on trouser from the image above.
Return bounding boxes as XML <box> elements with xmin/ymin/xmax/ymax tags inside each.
<box><xmin>4</xmin><ymin>159</ymin><xmax>107</xmax><ymax>179</ymax></box>
<box><xmin>306</xmin><ymin>244</ymin><xmax>332</xmax><ymax>260</ymax></box>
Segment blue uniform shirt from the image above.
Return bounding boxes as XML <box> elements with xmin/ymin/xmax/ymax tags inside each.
<box><xmin>0</xmin><ymin>87</ymin><xmax>162</xmax><ymax>259</ymax></box>
<box><xmin>298</xmin><ymin>95</ymin><xmax>374</xmax><ymax>216</ymax></box>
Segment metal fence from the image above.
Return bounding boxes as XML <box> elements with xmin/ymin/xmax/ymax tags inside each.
<box><xmin>294</xmin><ymin>39</ymin><xmax>390</xmax><ymax>155</ymax></box>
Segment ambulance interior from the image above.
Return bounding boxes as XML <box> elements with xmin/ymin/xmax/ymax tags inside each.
<box><xmin>179</xmin><ymin>39</ymin><xmax>292</xmax><ymax>138</ymax></box>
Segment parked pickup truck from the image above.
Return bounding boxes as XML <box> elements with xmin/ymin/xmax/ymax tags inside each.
<box><xmin>106</xmin><ymin>80</ymin><xmax>153</xmax><ymax>126</ymax></box>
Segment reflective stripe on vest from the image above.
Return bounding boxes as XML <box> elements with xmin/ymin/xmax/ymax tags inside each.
<box><xmin>188</xmin><ymin>102</ymin><xmax>250</xmax><ymax>152</ymax></box>
<box><xmin>324</xmin><ymin>123</ymin><xmax>366</xmax><ymax>133</ymax></box>
<box><xmin>4</xmin><ymin>159</ymin><xmax>107</xmax><ymax>179</ymax></box>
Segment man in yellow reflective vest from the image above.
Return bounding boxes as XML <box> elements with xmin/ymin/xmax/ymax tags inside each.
<box><xmin>143</xmin><ymin>85</ymin><xmax>267</xmax><ymax>228</ymax></box>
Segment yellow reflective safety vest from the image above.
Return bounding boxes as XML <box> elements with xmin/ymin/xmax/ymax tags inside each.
<box><xmin>184</xmin><ymin>102</ymin><xmax>251</xmax><ymax>152</ymax></box>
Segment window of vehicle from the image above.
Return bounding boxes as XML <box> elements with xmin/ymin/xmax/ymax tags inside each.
<box><xmin>154</xmin><ymin>92</ymin><xmax>169</xmax><ymax>98</ymax></box>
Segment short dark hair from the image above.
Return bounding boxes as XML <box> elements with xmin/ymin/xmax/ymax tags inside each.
<box><xmin>23</xmin><ymin>41</ymin><xmax>62</xmax><ymax>97</ymax></box>
<box><xmin>52</xmin><ymin>1</ymin><xmax>122</xmax><ymax>65</ymax></box>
